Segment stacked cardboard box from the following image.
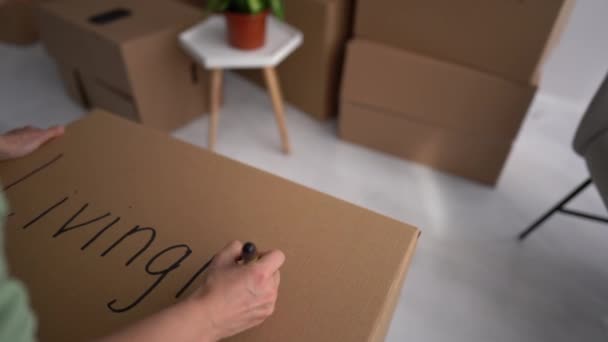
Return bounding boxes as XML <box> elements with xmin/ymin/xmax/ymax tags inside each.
<box><xmin>0</xmin><ymin>0</ymin><xmax>42</xmax><ymax>45</ymax></box>
<box><xmin>239</xmin><ymin>0</ymin><xmax>354</xmax><ymax>120</ymax></box>
<box><xmin>39</xmin><ymin>0</ymin><xmax>209</xmax><ymax>132</ymax></box>
<box><xmin>340</xmin><ymin>0</ymin><xmax>569</xmax><ymax>185</ymax></box>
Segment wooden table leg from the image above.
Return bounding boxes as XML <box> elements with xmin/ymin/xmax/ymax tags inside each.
<box><xmin>262</xmin><ymin>67</ymin><xmax>291</xmax><ymax>154</ymax></box>
<box><xmin>209</xmin><ymin>69</ymin><xmax>223</xmax><ymax>150</ymax></box>
<box><xmin>218</xmin><ymin>68</ymin><xmax>224</xmax><ymax>105</ymax></box>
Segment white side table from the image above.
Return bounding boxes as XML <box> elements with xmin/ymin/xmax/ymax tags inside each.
<box><xmin>180</xmin><ymin>15</ymin><xmax>303</xmax><ymax>154</ymax></box>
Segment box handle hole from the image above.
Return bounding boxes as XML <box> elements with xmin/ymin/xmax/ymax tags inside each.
<box><xmin>89</xmin><ymin>8</ymin><xmax>132</xmax><ymax>25</ymax></box>
<box><xmin>190</xmin><ymin>63</ymin><xmax>199</xmax><ymax>84</ymax></box>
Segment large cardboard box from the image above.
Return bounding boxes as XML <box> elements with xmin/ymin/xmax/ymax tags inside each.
<box><xmin>0</xmin><ymin>0</ymin><xmax>40</xmax><ymax>45</ymax></box>
<box><xmin>0</xmin><ymin>110</ymin><xmax>420</xmax><ymax>341</ymax></box>
<box><xmin>341</xmin><ymin>41</ymin><xmax>536</xmax><ymax>139</ymax></box>
<box><xmin>240</xmin><ymin>0</ymin><xmax>354</xmax><ymax>120</ymax></box>
<box><xmin>340</xmin><ymin>40</ymin><xmax>536</xmax><ymax>185</ymax></box>
<box><xmin>354</xmin><ymin>0</ymin><xmax>566</xmax><ymax>83</ymax></box>
<box><xmin>38</xmin><ymin>0</ymin><xmax>209</xmax><ymax>132</ymax></box>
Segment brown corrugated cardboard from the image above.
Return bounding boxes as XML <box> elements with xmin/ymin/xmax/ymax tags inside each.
<box><xmin>0</xmin><ymin>0</ymin><xmax>40</xmax><ymax>45</ymax></box>
<box><xmin>340</xmin><ymin>102</ymin><xmax>513</xmax><ymax>185</ymax></box>
<box><xmin>355</xmin><ymin>0</ymin><xmax>565</xmax><ymax>83</ymax></box>
<box><xmin>38</xmin><ymin>0</ymin><xmax>209</xmax><ymax>131</ymax></box>
<box><xmin>56</xmin><ymin>62</ymin><xmax>83</xmax><ymax>105</ymax></box>
<box><xmin>57</xmin><ymin>62</ymin><xmax>140</xmax><ymax>121</ymax></box>
<box><xmin>239</xmin><ymin>0</ymin><xmax>353</xmax><ymax>120</ymax></box>
<box><xmin>0</xmin><ymin>110</ymin><xmax>419</xmax><ymax>342</ymax></box>
<box><xmin>81</xmin><ymin>75</ymin><xmax>140</xmax><ymax>122</ymax></box>
<box><xmin>339</xmin><ymin>40</ymin><xmax>534</xmax><ymax>184</ymax></box>
<box><xmin>532</xmin><ymin>0</ymin><xmax>576</xmax><ymax>86</ymax></box>
<box><xmin>341</xmin><ymin>40</ymin><xmax>536</xmax><ymax>139</ymax></box>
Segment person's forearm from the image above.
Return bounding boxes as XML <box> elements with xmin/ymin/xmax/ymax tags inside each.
<box><xmin>96</xmin><ymin>299</ymin><xmax>217</xmax><ymax>342</ymax></box>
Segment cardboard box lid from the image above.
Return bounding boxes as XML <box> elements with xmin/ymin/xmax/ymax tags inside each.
<box><xmin>354</xmin><ymin>0</ymin><xmax>565</xmax><ymax>83</ymax></box>
<box><xmin>0</xmin><ymin>111</ymin><xmax>419</xmax><ymax>342</ymax></box>
<box><xmin>341</xmin><ymin>39</ymin><xmax>536</xmax><ymax>139</ymax></box>
<box><xmin>39</xmin><ymin>0</ymin><xmax>200</xmax><ymax>44</ymax></box>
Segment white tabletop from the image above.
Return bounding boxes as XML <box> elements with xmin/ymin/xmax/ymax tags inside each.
<box><xmin>179</xmin><ymin>15</ymin><xmax>303</xmax><ymax>69</ymax></box>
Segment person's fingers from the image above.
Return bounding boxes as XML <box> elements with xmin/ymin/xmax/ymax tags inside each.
<box><xmin>214</xmin><ymin>240</ymin><xmax>243</xmax><ymax>266</ymax></box>
<box><xmin>28</xmin><ymin>128</ymin><xmax>60</xmax><ymax>149</ymax></box>
<box><xmin>272</xmin><ymin>270</ymin><xmax>280</xmax><ymax>289</ymax></box>
<box><xmin>255</xmin><ymin>250</ymin><xmax>285</xmax><ymax>277</ymax></box>
<box><xmin>5</xmin><ymin>126</ymin><xmax>34</xmax><ymax>135</ymax></box>
<box><xmin>254</xmin><ymin>302</ymin><xmax>276</xmax><ymax>317</ymax></box>
<box><xmin>4</xmin><ymin>125</ymin><xmax>62</xmax><ymax>137</ymax></box>
<box><xmin>48</xmin><ymin>126</ymin><xmax>65</xmax><ymax>138</ymax></box>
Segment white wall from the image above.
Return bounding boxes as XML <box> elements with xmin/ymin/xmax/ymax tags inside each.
<box><xmin>538</xmin><ymin>0</ymin><xmax>608</xmax><ymax>112</ymax></box>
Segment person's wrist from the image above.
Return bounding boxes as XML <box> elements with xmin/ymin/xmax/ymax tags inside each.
<box><xmin>187</xmin><ymin>293</ymin><xmax>221</xmax><ymax>342</ymax></box>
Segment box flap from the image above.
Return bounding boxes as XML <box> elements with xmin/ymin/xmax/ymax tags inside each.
<box><xmin>0</xmin><ymin>110</ymin><xmax>419</xmax><ymax>342</ymax></box>
<box><xmin>354</xmin><ymin>0</ymin><xmax>565</xmax><ymax>82</ymax></box>
<box><xmin>341</xmin><ymin>39</ymin><xmax>536</xmax><ymax>139</ymax></box>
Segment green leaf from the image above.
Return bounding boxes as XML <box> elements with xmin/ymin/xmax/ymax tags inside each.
<box><xmin>246</xmin><ymin>0</ymin><xmax>266</xmax><ymax>14</ymax></box>
<box><xmin>229</xmin><ymin>0</ymin><xmax>250</xmax><ymax>13</ymax></box>
<box><xmin>206</xmin><ymin>0</ymin><xmax>230</xmax><ymax>12</ymax></box>
<box><xmin>268</xmin><ymin>0</ymin><xmax>284</xmax><ymax>19</ymax></box>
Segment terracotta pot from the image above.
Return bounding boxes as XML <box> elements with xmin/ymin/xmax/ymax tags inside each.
<box><xmin>225</xmin><ymin>11</ymin><xmax>268</xmax><ymax>50</ymax></box>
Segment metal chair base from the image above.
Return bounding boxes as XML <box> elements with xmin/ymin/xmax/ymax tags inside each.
<box><xmin>518</xmin><ymin>178</ymin><xmax>608</xmax><ymax>241</ymax></box>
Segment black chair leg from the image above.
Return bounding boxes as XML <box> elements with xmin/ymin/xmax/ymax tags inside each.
<box><xmin>518</xmin><ymin>178</ymin><xmax>593</xmax><ymax>241</ymax></box>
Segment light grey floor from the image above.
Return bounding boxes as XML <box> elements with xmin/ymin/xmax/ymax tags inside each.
<box><xmin>2</xmin><ymin>44</ymin><xmax>608</xmax><ymax>342</ymax></box>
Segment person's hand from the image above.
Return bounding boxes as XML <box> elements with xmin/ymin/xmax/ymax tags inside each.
<box><xmin>0</xmin><ymin>126</ymin><xmax>65</xmax><ymax>161</ymax></box>
<box><xmin>97</xmin><ymin>241</ymin><xmax>285</xmax><ymax>342</ymax></box>
<box><xmin>193</xmin><ymin>240</ymin><xmax>285</xmax><ymax>341</ymax></box>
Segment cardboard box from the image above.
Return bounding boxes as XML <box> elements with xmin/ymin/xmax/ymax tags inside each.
<box><xmin>340</xmin><ymin>102</ymin><xmax>513</xmax><ymax>184</ymax></box>
<box><xmin>239</xmin><ymin>0</ymin><xmax>354</xmax><ymax>120</ymax></box>
<box><xmin>0</xmin><ymin>110</ymin><xmax>419</xmax><ymax>342</ymax></box>
<box><xmin>340</xmin><ymin>40</ymin><xmax>536</xmax><ymax>184</ymax></box>
<box><xmin>341</xmin><ymin>40</ymin><xmax>536</xmax><ymax>138</ymax></box>
<box><xmin>354</xmin><ymin>0</ymin><xmax>566</xmax><ymax>83</ymax></box>
<box><xmin>0</xmin><ymin>0</ymin><xmax>40</xmax><ymax>45</ymax></box>
<box><xmin>38</xmin><ymin>0</ymin><xmax>209</xmax><ymax>132</ymax></box>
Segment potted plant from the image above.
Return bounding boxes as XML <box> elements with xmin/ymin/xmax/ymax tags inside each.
<box><xmin>207</xmin><ymin>0</ymin><xmax>285</xmax><ymax>50</ymax></box>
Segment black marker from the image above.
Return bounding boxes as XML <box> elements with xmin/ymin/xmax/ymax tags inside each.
<box><xmin>240</xmin><ymin>242</ymin><xmax>258</xmax><ymax>264</ymax></box>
